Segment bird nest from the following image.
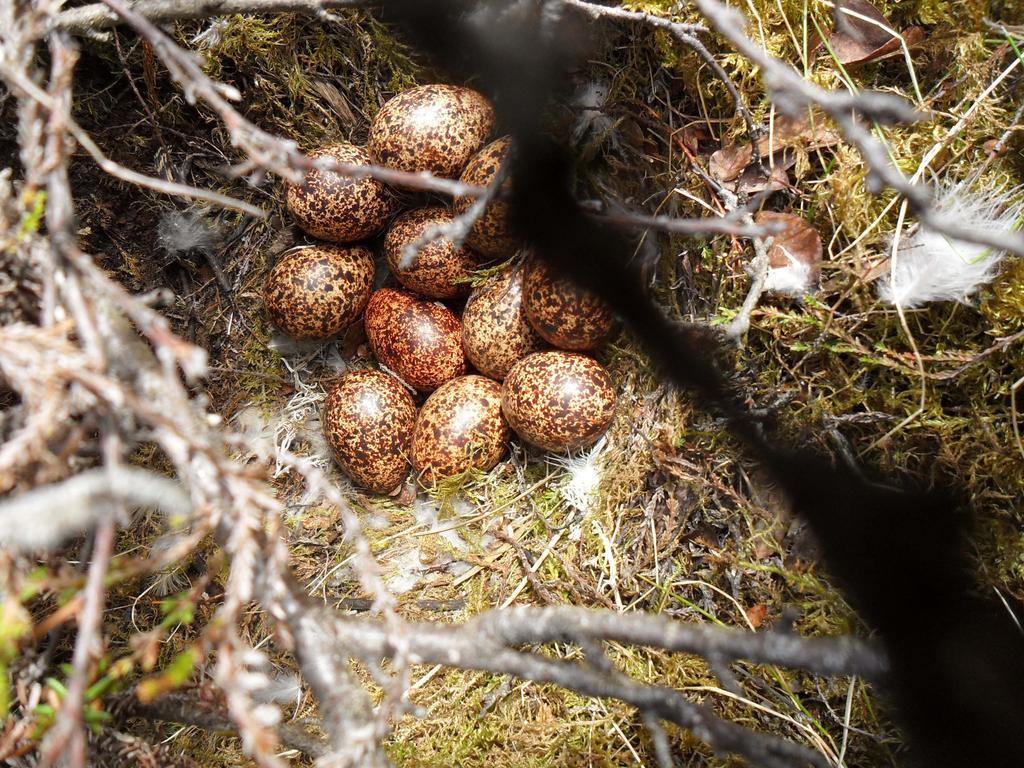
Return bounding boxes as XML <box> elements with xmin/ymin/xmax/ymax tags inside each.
<box><xmin>2</xmin><ymin>2</ymin><xmax>1023</xmax><ymax>767</ymax></box>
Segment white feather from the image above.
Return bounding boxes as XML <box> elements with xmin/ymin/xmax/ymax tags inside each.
<box><xmin>877</xmin><ymin>184</ymin><xmax>1024</xmax><ymax>307</ymax></box>
<box><xmin>547</xmin><ymin>436</ymin><xmax>608</xmax><ymax>515</ymax></box>
<box><xmin>156</xmin><ymin>209</ymin><xmax>220</xmax><ymax>256</ymax></box>
<box><xmin>764</xmin><ymin>256</ymin><xmax>815</xmax><ymax>297</ymax></box>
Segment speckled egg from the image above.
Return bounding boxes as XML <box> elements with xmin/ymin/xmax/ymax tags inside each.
<box><xmin>501</xmin><ymin>351</ymin><xmax>615</xmax><ymax>452</ymax></box>
<box><xmin>453</xmin><ymin>136</ymin><xmax>520</xmax><ymax>261</ymax></box>
<box><xmin>368</xmin><ymin>84</ymin><xmax>495</xmax><ymax>179</ymax></box>
<box><xmin>462</xmin><ymin>264</ymin><xmax>545</xmax><ymax>380</ymax></box>
<box><xmin>383</xmin><ymin>207</ymin><xmax>477</xmax><ymax>300</ymax></box>
<box><xmin>411</xmin><ymin>375</ymin><xmax>510</xmax><ymax>481</ymax></box>
<box><xmin>285</xmin><ymin>143</ymin><xmax>395</xmax><ymax>243</ymax></box>
<box><xmin>263</xmin><ymin>244</ymin><xmax>374</xmax><ymax>340</ymax></box>
<box><xmin>364</xmin><ymin>288</ymin><xmax>466</xmax><ymax>391</ymax></box>
<box><xmin>523</xmin><ymin>256</ymin><xmax>614</xmax><ymax>351</ymax></box>
<box><xmin>323</xmin><ymin>369</ymin><xmax>417</xmax><ymax>494</ymax></box>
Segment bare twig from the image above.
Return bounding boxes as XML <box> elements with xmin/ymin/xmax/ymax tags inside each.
<box><xmin>304</xmin><ymin>599</ymin><xmax>848</xmax><ymax>768</ymax></box>
<box><xmin>0</xmin><ymin>466</ymin><xmax>191</xmax><ymax>551</ymax></box>
<box><xmin>119</xmin><ymin>693</ymin><xmax>330</xmax><ymax>758</ymax></box>
<box><xmin>57</xmin><ymin>0</ymin><xmax>374</xmax><ymax>34</ymax></box>
<box><xmin>723</xmin><ymin>224</ymin><xmax>771</xmax><ymax>341</ymax></box>
<box><xmin>37</xmin><ymin>429</ymin><xmax>122</xmax><ymax>768</ymax></box>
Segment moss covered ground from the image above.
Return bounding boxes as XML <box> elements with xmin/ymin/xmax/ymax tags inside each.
<box><xmin>21</xmin><ymin>0</ymin><xmax>1024</xmax><ymax>764</ymax></box>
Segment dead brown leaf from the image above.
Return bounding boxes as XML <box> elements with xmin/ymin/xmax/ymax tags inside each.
<box><xmin>676</xmin><ymin>124</ymin><xmax>716</xmax><ymax>155</ymax></box>
<box><xmin>746</xmin><ymin>604</ymin><xmax>768</xmax><ymax>629</ymax></box>
<box><xmin>754</xmin><ymin>211</ymin><xmax>823</xmax><ymax>279</ymax></box>
<box><xmin>816</xmin><ymin>0</ymin><xmax>924</xmax><ymax>67</ymax></box>
<box><xmin>708</xmin><ymin>113</ymin><xmax>841</xmax><ymax>192</ymax></box>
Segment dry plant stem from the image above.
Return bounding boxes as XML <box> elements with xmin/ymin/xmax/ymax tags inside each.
<box><xmin>0</xmin><ymin>58</ymin><xmax>265</xmax><ymax>217</ymax></box>
<box><xmin>121</xmin><ymin>694</ymin><xmax>330</xmax><ymax>758</ymax></box>
<box><xmin>584</xmin><ymin>202</ymin><xmax>767</xmax><ymax>238</ymax></box>
<box><xmin>305</xmin><ymin>601</ymin><xmax>832</xmax><ymax>768</ymax></box>
<box><xmin>469</xmin><ymin>605</ymin><xmax>886</xmax><ymax>679</ymax></box>
<box><xmin>275</xmin><ymin>576</ymin><xmax>394</xmax><ymax>767</ymax></box>
<box><xmin>966</xmin><ymin>95</ymin><xmax>1024</xmax><ymax>186</ymax></box>
<box><xmin>37</xmin><ymin>430</ymin><xmax>122</xmax><ymax>768</ymax></box>
<box><xmin>57</xmin><ymin>0</ymin><xmax>375</xmax><ymax>33</ymax></box>
<box><xmin>399</xmin><ymin>156</ymin><xmax>510</xmax><ymax>270</ymax></box>
<box><xmin>724</xmin><ymin>234</ymin><xmax>771</xmax><ymax>341</ymax></box>
<box><xmin>98</xmin><ymin>0</ymin><xmax>485</xmax><ymax>197</ymax></box>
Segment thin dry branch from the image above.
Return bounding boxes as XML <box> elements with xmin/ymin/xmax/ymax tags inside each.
<box><xmin>117</xmin><ymin>694</ymin><xmax>330</xmax><ymax>759</ymax></box>
<box><xmin>56</xmin><ymin>0</ymin><xmax>374</xmax><ymax>34</ymax></box>
<box><xmin>291</xmin><ymin>597</ymin><xmax>865</xmax><ymax>768</ymax></box>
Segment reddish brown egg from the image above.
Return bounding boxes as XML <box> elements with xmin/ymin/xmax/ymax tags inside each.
<box><xmin>263</xmin><ymin>244</ymin><xmax>374</xmax><ymax>340</ymax></box>
<box><xmin>368</xmin><ymin>84</ymin><xmax>495</xmax><ymax>179</ymax></box>
<box><xmin>383</xmin><ymin>207</ymin><xmax>477</xmax><ymax>300</ymax></box>
<box><xmin>453</xmin><ymin>136</ymin><xmax>520</xmax><ymax>261</ymax></box>
<box><xmin>501</xmin><ymin>351</ymin><xmax>615</xmax><ymax>452</ymax></box>
<box><xmin>364</xmin><ymin>288</ymin><xmax>466</xmax><ymax>391</ymax></box>
<box><xmin>323</xmin><ymin>369</ymin><xmax>417</xmax><ymax>494</ymax></box>
<box><xmin>462</xmin><ymin>264</ymin><xmax>545</xmax><ymax>380</ymax></box>
<box><xmin>523</xmin><ymin>256</ymin><xmax>614</xmax><ymax>351</ymax></box>
<box><xmin>411</xmin><ymin>375</ymin><xmax>510</xmax><ymax>481</ymax></box>
<box><xmin>285</xmin><ymin>143</ymin><xmax>394</xmax><ymax>243</ymax></box>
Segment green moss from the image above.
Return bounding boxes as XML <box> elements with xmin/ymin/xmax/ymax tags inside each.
<box><xmin>982</xmin><ymin>259</ymin><xmax>1024</xmax><ymax>335</ymax></box>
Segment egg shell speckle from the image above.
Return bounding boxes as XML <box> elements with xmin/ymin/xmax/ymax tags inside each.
<box><xmin>501</xmin><ymin>351</ymin><xmax>615</xmax><ymax>452</ymax></box>
<box><xmin>368</xmin><ymin>84</ymin><xmax>495</xmax><ymax>179</ymax></box>
<box><xmin>323</xmin><ymin>369</ymin><xmax>417</xmax><ymax>494</ymax></box>
<box><xmin>285</xmin><ymin>143</ymin><xmax>395</xmax><ymax>243</ymax></box>
<box><xmin>263</xmin><ymin>244</ymin><xmax>375</xmax><ymax>340</ymax></box>
<box><xmin>523</xmin><ymin>256</ymin><xmax>614</xmax><ymax>351</ymax></box>
<box><xmin>364</xmin><ymin>287</ymin><xmax>466</xmax><ymax>391</ymax></box>
<box><xmin>462</xmin><ymin>264</ymin><xmax>545</xmax><ymax>380</ymax></box>
<box><xmin>412</xmin><ymin>375</ymin><xmax>510</xmax><ymax>481</ymax></box>
<box><xmin>383</xmin><ymin>207</ymin><xmax>477</xmax><ymax>299</ymax></box>
<box><xmin>453</xmin><ymin>136</ymin><xmax>520</xmax><ymax>261</ymax></box>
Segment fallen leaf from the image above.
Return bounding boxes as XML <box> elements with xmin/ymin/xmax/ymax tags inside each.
<box><xmin>708</xmin><ymin>112</ymin><xmax>841</xmax><ymax>192</ymax></box>
<box><xmin>677</xmin><ymin>124</ymin><xmax>716</xmax><ymax>155</ymax></box>
<box><xmin>302</xmin><ymin>510</ymin><xmax>337</xmax><ymax>532</ymax></box>
<box><xmin>755</xmin><ymin>212</ymin><xmax>824</xmax><ymax>295</ymax></box>
<box><xmin>746</xmin><ymin>604</ymin><xmax>768</xmax><ymax>629</ymax></box>
<box><xmin>767</xmin><ymin>113</ymin><xmax>843</xmax><ymax>151</ymax></box>
<box><xmin>734</xmin><ymin>158</ymin><xmax>792</xmax><ymax>194</ymax></box>
<box><xmin>817</xmin><ymin>0</ymin><xmax>923</xmax><ymax>67</ymax></box>
<box><xmin>311</xmin><ymin>79</ymin><xmax>358</xmax><ymax>128</ymax></box>
<box><xmin>709</xmin><ymin>143</ymin><xmax>752</xmax><ymax>182</ymax></box>
<box><xmin>756</xmin><ymin>212</ymin><xmax>823</xmax><ymax>271</ymax></box>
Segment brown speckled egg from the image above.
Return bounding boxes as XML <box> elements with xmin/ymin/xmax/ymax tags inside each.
<box><xmin>453</xmin><ymin>136</ymin><xmax>520</xmax><ymax>261</ymax></box>
<box><xmin>502</xmin><ymin>351</ymin><xmax>615</xmax><ymax>452</ymax></box>
<box><xmin>462</xmin><ymin>265</ymin><xmax>545</xmax><ymax>380</ymax></box>
<box><xmin>286</xmin><ymin>143</ymin><xmax>395</xmax><ymax>243</ymax></box>
<box><xmin>412</xmin><ymin>375</ymin><xmax>510</xmax><ymax>481</ymax></box>
<box><xmin>368</xmin><ymin>84</ymin><xmax>495</xmax><ymax>179</ymax></box>
<box><xmin>383</xmin><ymin>207</ymin><xmax>477</xmax><ymax>299</ymax></box>
<box><xmin>523</xmin><ymin>256</ymin><xmax>614</xmax><ymax>351</ymax></box>
<box><xmin>364</xmin><ymin>288</ymin><xmax>466</xmax><ymax>391</ymax></box>
<box><xmin>263</xmin><ymin>244</ymin><xmax>374</xmax><ymax>340</ymax></box>
<box><xmin>324</xmin><ymin>369</ymin><xmax>417</xmax><ymax>493</ymax></box>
